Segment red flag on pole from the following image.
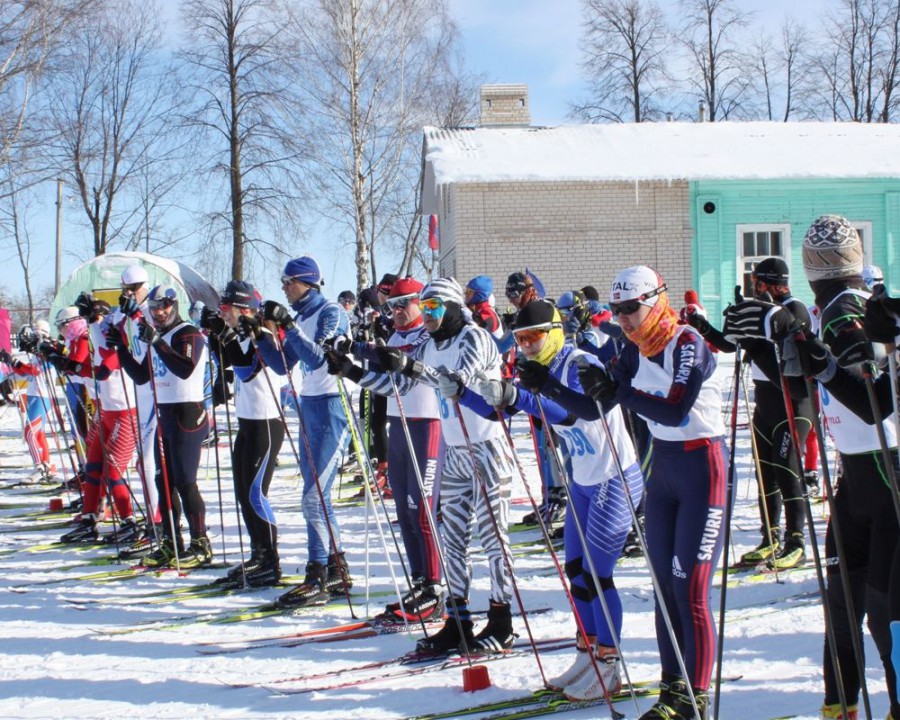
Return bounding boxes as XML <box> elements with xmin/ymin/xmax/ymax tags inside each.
<box><xmin>428</xmin><ymin>214</ymin><xmax>439</xmax><ymax>251</ymax></box>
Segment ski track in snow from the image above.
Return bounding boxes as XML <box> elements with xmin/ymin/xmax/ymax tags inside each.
<box><xmin>0</xmin><ymin>358</ymin><xmax>890</xmax><ymax>719</ymax></box>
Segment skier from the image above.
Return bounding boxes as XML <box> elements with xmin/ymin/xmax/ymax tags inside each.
<box><xmin>6</xmin><ymin>322</ymin><xmax>57</xmax><ymax>483</ymax></box>
<box><xmin>254</xmin><ymin>256</ymin><xmax>352</xmax><ymax>607</ymax></box>
<box><xmin>61</xmin><ymin>299</ymin><xmax>139</xmax><ymax>544</ymax></box>
<box><xmin>114</xmin><ymin>265</ymin><xmax>162</xmax><ymax>556</ymax></box>
<box><xmin>108</xmin><ymin>284</ymin><xmax>213</xmax><ymax>568</ymax></box>
<box><xmin>329</xmin><ymin>277</ymin><xmax>517</xmax><ymax>654</ymax></box>
<box><xmin>465</xmin><ymin>299</ymin><xmax>643</xmax><ymax>700</ymax></box>
<box><xmin>464</xmin><ymin>275</ymin><xmax>503</xmax><ymax>344</ymax></box>
<box><xmin>210</xmin><ymin>280</ymin><xmax>284</xmax><ymax>586</ymax></box>
<box><xmin>328</xmin><ymin>276</ymin><xmax>444</xmax><ymax>621</ymax></box>
<box><xmin>862</xmin><ymin>264</ymin><xmax>884</xmax><ymax>291</ymax></box>
<box><xmin>689</xmin><ymin>257</ymin><xmax>813</xmax><ymax>569</ymax></box>
<box><xmin>723</xmin><ymin>215</ymin><xmax>900</xmax><ymax>720</ymax></box>
<box><xmin>563</xmin><ymin>266</ymin><xmax>726</xmax><ymax>719</ymax></box>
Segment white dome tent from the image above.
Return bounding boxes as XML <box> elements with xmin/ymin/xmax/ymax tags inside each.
<box><xmin>50</xmin><ymin>251</ymin><xmax>219</xmax><ymax>323</ymax></box>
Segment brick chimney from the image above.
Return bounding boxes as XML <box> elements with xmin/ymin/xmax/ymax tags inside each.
<box><xmin>479</xmin><ymin>84</ymin><xmax>530</xmax><ymax>127</ymax></box>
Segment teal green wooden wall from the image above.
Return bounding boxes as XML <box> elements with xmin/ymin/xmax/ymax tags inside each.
<box><xmin>690</xmin><ymin>179</ymin><xmax>900</xmax><ymax>322</ymax></box>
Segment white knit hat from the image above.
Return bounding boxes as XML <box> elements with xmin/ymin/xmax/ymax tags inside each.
<box><xmin>609</xmin><ymin>266</ymin><xmax>666</xmax><ymax>307</ymax></box>
<box><xmin>802</xmin><ymin>215</ymin><xmax>863</xmax><ymax>281</ymax></box>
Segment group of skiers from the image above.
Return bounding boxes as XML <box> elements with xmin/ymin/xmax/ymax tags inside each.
<box><xmin>3</xmin><ymin>210</ymin><xmax>900</xmax><ymax>720</ymax></box>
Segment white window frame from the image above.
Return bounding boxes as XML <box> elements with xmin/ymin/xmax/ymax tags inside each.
<box><xmin>736</xmin><ymin>223</ymin><xmax>792</xmax><ymax>296</ymax></box>
<box><xmin>847</xmin><ymin>220</ymin><xmax>873</xmax><ymax>265</ymax></box>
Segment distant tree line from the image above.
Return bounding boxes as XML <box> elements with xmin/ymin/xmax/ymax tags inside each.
<box><xmin>574</xmin><ymin>0</ymin><xmax>900</xmax><ymax>123</ymax></box>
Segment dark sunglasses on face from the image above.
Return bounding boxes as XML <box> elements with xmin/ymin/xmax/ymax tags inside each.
<box><xmin>122</xmin><ymin>282</ymin><xmax>143</xmax><ymax>293</ymax></box>
<box><xmin>149</xmin><ymin>297</ymin><xmax>176</xmax><ymax>311</ymax></box>
<box><xmin>610</xmin><ymin>285</ymin><xmax>666</xmax><ymax>316</ymax></box>
<box><xmin>387</xmin><ymin>295</ymin><xmax>417</xmax><ymax>310</ymax></box>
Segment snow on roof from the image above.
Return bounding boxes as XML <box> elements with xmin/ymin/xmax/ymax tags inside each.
<box><xmin>422</xmin><ymin>121</ymin><xmax>900</xmax><ymax>185</ymax></box>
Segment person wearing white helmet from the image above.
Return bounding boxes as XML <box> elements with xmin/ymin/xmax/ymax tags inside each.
<box><xmin>862</xmin><ymin>264</ymin><xmax>885</xmax><ymax>291</ymax></box>
<box><xmin>109</xmin><ymin>283</ymin><xmax>213</xmax><ymax>568</ymax></box>
<box><xmin>111</xmin><ymin>263</ymin><xmax>161</xmax><ymax>556</ymax></box>
<box><xmin>564</xmin><ymin>265</ymin><xmax>726</xmax><ymax>719</ymax></box>
<box><xmin>4</xmin><ymin>323</ymin><xmax>57</xmax><ymax>483</ymax></box>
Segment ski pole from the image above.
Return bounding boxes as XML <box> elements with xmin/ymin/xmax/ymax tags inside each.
<box><xmin>206</xmin><ymin>340</ymin><xmax>230</xmax><ymax>564</ymax></box>
<box><xmin>531</xmin><ymin>393</ymin><xmax>640</xmax><ymax>716</ymax></box>
<box><xmin>713</xmin><ymin>348</ymin><xmax>741</xmax><ymax>720</ymax></box>
<box><xmin>335</xmin><ymin>376</ymin><xmax>414</xmax><ymax>632</ymax></box>
<box><xmin>777</xmin><ymin>339</ymin><xmax>859</xmax><ymax>720</ymax></box>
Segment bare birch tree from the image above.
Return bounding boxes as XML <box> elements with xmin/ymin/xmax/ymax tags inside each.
<box><xmin>283</xmin><ymin>0</ymin><xmax>467</xmax><ymax>291</ymax></box>
<box><xmin>574</xmin><ymin>0</ymin><xmax>672</xmax><ymax>123</ymax></box>
<box><xmin>42</xmin><ymin>0</ymin><xmax>181</xmax><ymax>257</ymax></box>
<box><xmin>751</xmin><ymin>18</ymin><xmax>811</xmax><ymax>121</ymax></box>
<box><xmin>180</xmin><ymin>0</ymin><xmax>301</xmax><ymax>281</ymax></box>
<box><xmin>679</xmin><ymin>0</ymin><xmax>752</xmax><ymax>121</ymax></box>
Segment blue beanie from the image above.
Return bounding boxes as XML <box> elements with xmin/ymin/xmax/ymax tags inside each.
<box><xmin>283</xmin><ymin>256</ymin><xmax>323</xmax><ymax>286</ymax></box>
<box><xmin>466</xmin><ymin>275</ymin><xmax>493</xmax><ymax>304</ymax></box>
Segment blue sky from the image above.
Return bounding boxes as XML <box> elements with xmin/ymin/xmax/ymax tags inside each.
<box><xmin>14</xmin><ymin>0</ymin><xmax>833</xmax><ymax>308</ymax></box>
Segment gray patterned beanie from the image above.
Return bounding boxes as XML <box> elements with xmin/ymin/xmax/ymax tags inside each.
<box><xmin>802</xmin><ymin>215</ymin><xmax>863</xmax><ymax>281</ymax></box>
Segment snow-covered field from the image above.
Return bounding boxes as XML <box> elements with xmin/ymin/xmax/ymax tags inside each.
<box><xmin>0</xmin><ymin>359</ymin><xmax>890</xmax><ymax>720</ymax></box>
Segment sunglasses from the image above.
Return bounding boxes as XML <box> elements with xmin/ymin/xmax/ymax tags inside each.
<box><xmin>387</xmin><ymin>295</ymin><xmax>417</xmax><ymax>310</ymax></box>
<box><xmin>121</xmin><ymin>282</ymin><xmax>144</xmax><ymax>293</ymax></box>
<box><xmin>610</xmin><ymin>285</ymin><xmax>666</xmax><ymax>316</ymax></box>
<box><xmin>513</xmin><ymin>327</ymin><xmax>549</xmax><ymax>345</ymax></box>
<box><xmin>280</xmin><ymin>275</ymin><xmax>299</xmax><ymax>286</ymax></box>
<box><xmin>505</xmin><ymin>288</ymin><xmax>524</xmax><ymax>300</ymax></box>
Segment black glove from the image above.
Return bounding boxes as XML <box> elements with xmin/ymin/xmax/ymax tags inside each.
<box><xmin>119</xmin><ymin>293</ymin><xmax>140</xmax><ymax>319</ymax></box>
<box><xmin>0</xmin><ymin>349</ymin><xmax>13</xmax><ymax>364</ymax></box>
<box><xmin>863</xmin><ymin>288</ymin><xmax>900</xmax><ymax>345</ymax></box>
<box><xmin>801</xmin><ymin>335</ymin><xmax>835</xmax><ymax>377</ymax></box>
<box><xmin>501</xmin><ymin>312</ymin><xmax>516</xmax><ymax>331</ymax></box>
<box><xmin>74</xmin><ymin>291</ymin><xmax>95</xmax><ymax>318</ymax></box>
<box><xmin>199</xmin><ymin>306</ymin><xmax>218</xmax><ymax>331</ymax></box>
<box><xmin>46</xmin><ymin>352</ymin><xmax>67</xmax><ymax>372</ymax></box>
<box><xmin>516</xmin><ymin>358</ymin><xmax>550</xmax><ymax>392</ymax></box>
<box><xmin>237</xmin><ymin>315</ymin><xmax>262</xmax><ymax>341</ymax></box>
<box><xmin>576</xmin><ymin>361</ymin><xmax>618</xmax><ymax>402</ymax></box>
<box><xmin>262</xmin><ymin>300</ymin><xmax>295</xmax><ymax>330</ymax></box>
<box><xmin>323</xmin><ymin>335</ymin><xmax>353</xmax><ymax>355</ymax></box>
<box><xmin>105</xmin><ymin>324</ymin><xmax>126</xmax><ymax>350</ymax></box>
<box><xmin>138</xmin><ymin>320</ymin><xmax>159</xmax><ymax>346</ymax></box>
<box><xmin>374</xmin><ymin>345</ymin><xmax>408</xmax><ymax>374</ymax></box>
<box><xmin>834</xmin><ymin>336</ymin><xmax>875</xmax><ymax>369</ymax></box>
<box><xmin>324</xmin><ymin>350</ymin><xmax>363</xmax><ymax>382</ymax></box>
<box><xmin>38</xmin><ymin>340</ymin><xmax>61</xmax><ymax>357</ymax></box>
<box><xmin>684</xmin><ymin>306</ymin><xmax>712</xmax><ymax>336</ymax></box>
<box><xmin>723</xmin><ymin>300</ymin><xmax>797</xmax><ymax>341</ymax></box>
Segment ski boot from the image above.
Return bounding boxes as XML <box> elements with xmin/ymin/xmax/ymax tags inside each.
<box><xmin>564</xmin><ymin>644</ymin><xmax>622</xmax><ymax>700</ymax></box>
<box><xmin>103</xmin><ymin>517</ymin><xmax>141</xmax><ymax>545</ymax></box>
<box><xmin>275</xmin><ymin>561</ymin><xmax>329</xmax><ymax>608</ymax></box>
<box><xmin>394</xmin><ymin>582</ymin><xmax>444</xmax><ymax>622</ymax></box>
<box><xmin>143</xmin><ymin>538</ymin><xmax>182</xmax><ymax>568</ymax></box>
<box><xmin>769</xmin><ymin>532</ymin><xmax>805</xmax><ymax>570</ymax></box>
<box><xmin>471</xmin><ymin>601</ymin><xmax>517</xmax><ymax>653</ymax></box>
<box><xmin>60</xmin><ymin>516</ymin><xmax>99</xmax><ymax>544</ymax></box>
<box><xmin>821</xmin><ymin>703</ymin><xmax>858</xmax><ymax>719</ymax></box>
<box><xmin>325</xmin><ymin>551</ymin><xmax>353</xmax><ymax>594</ymax></box>
<box><xmin>177</xmin><ymin>535</ymin><xmax>213</xmax><ymax>568</ymax></box>
<box><xmin>415</xmin><ymin>599</ymin><xmax>474</xmax><ymax>655</ymax></box>
<box><xmin>547</xmin><ymin>634</ymin><xmax>594</xmax><ymax>691</ymax></box>
<box><xmin>740</xmin><ymin>529</ymin><xmax>781</xmax><ymax>565</ymax></box>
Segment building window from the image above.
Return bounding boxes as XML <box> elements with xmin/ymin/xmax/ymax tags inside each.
<box><xmin>736</xmin><ymin>224</ymin><xmax>791</xmax><ymax>297</ymax></box>
<box><xmin>848</xmin><ymin>220</ymin><xmax>873</xmax><ymax>264</ymax></box>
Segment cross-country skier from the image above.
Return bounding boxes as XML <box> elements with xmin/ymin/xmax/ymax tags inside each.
<box><xmin>328</xmin><ymin>277</ymin><xmax>517</xmax><ymax>654</ymax></box>
<box><xmin>558</xmin><ymin>266</ymin><xmax>726</xmax><ymax>719</ymax></box>
<box><xmin>327</xmin><ymin>276</ymin><xmax>444</xmax><ymax>621</ymax></box>
<box><xmin>254</xmin><ymin>256</ymin><xmax>352</xmax><ymax>607</ymax></box>
<box><xmin>108</xmin><ymin>284</ymin><xmax>213</xmax><ymax>568</ymax></box>
<box><xmin>723</xmin><ymin>215</ymin><xmax>900</xmax><ymax>720</ymax></box>
<box><xmin>210</xmin><ymin>280</ymin><xmax>284</xmax><ymax>586</ymax></box>
<box><xmin>461</xmin><ymin>299</ymin><xmax>643</xmax><ymax>700</ymax></box>
<box><xmin>61</xmin><ymin>299</ymin><xmax>139</xmax><ymax>544</ymax></box>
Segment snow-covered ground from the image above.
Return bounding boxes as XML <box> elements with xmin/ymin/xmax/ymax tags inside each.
<box><xmin>0</xmin><ymin>359</ymin><xmax>890</xmax><ymax>720</ymax></box>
